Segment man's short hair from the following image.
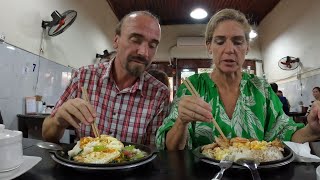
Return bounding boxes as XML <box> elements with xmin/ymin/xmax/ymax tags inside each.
<box><xmin>270</xmin><ymin>83</ymin><xmax>278</xmax><ymax>93</ymax></box>
<box><xmin>147</xmin><ymin>69</ymin><xmax>169</xmax><ymax>87</ymax></box>
<box><xmin>115</xmin><ymin>11</ymin><xmax>159</xmax><ymax>36</ymax></box>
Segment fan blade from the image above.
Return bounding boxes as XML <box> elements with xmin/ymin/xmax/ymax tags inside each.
<box><xmin>280</xmin><ymin>61</ymin><xmax>289</xmax><ymax>65</ymax></box>
<box><xmin>53</xmin><ymin>18</ymin><xmax>66</xmax><ymax>33</ymax></box>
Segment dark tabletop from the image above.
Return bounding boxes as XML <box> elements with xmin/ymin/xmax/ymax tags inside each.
<box><xmin>17</xmin><ymin>114</ymin><xmax>50</xmax><ymax>119</ymax></box>
<box><xmin>15</xmin><ymin>138</ymin><xmax>320</xmax><ymax>180</ymax></box>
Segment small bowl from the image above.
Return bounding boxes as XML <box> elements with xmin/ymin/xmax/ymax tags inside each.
<box><xmin>0</xmin><ymin>125</ymin><xmax>23</xmax><ymax>172</ymax></box>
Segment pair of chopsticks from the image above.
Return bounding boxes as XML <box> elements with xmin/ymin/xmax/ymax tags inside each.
<box><xmin>81</xmin><ymin>87</ymin><xmax>100</xmax><ymax>138</ymax></box>
<box><xmin>183</xmin><ymin>78</ymin><xmax>228</xmax><ymax>142</ymax></box>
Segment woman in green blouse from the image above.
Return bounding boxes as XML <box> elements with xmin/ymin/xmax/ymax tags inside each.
<box><xmin>156</xmin><ymin>8</ymin><xmax>320</xmax><ymax>150</ymax></box>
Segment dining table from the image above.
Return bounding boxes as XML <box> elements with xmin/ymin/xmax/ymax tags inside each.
<box><xmin>14</xmin><ymin>138</ymin><xmax>320</xmax><ymax>180</ymax></box>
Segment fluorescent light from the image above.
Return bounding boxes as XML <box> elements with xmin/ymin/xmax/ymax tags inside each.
<box><xmin>249</xmin><ymin>29</ymin><xmax>257</xmax><ymax>39</ymax></box>
<box><xmin>182</xmin><ymin>69</ymin><xmax>190</xmax><ymax>72</ymax></box>
<box><xmin>190</xmin><ymin>8</ymin><xmax>207</xmax><ymax>19</ymax></box>
<box><xmin>6</xmin><ymin>46</ymin><xmax>15</xmax><ymax>50</ymax></box>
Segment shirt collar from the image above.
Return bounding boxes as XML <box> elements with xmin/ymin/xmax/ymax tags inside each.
<box><xmin>128</xmin><ymin>72</ymin><xmax>145</xmax><ymax>95</ymax></box>
<box><xmin>101</xmin><ymin>58</ymin><xmax>114</xmax><ymax>80</ymax></box>
<box><xmin>103</xmin><ymin>58</ymin><xmax>145</xmax><ymax>95</ymax></box>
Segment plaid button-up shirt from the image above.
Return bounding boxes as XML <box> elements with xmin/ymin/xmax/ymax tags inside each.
<box><xmin>52</xmin><ymin>60</ymin><xmax>170</xmax><ymax>145</ymax></box>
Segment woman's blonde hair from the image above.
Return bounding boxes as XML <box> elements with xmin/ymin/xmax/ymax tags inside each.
<box><xmin>205</xmin><ymin>9</ymin><xmax>251</xmax><ymax>44</ymax></box>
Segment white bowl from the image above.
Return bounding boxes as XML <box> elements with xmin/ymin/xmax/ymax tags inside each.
<box><xmin>0</xmin><ymin>125</ymin><xmax>23</xmax><ymax>172</ymax></box>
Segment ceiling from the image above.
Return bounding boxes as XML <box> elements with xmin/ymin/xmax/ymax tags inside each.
<box><xmin>106</xmin><ymin>0</ymin><xmax>280</xmax><ymax>25</ymax></box>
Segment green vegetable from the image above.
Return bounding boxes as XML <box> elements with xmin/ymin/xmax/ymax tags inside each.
<box><xmin>93</xmin><ymin>145</ymin><xmax>107</xmax><ymax>151</ymax></box>
<box><xmin>123</xmin><ymin>145</ymin><xmax>135</xmax><ymax>151</ymax></box>
<box><xmin>135</xmin><ymin>152</ymin><xmax>145</xmax><ymax>159</ymax></box>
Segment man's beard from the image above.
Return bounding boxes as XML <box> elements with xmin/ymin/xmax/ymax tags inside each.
<box><xmin>125</xmin><ymin>55</ymin><xmax>150</xmax><ymax>77</ymax></box>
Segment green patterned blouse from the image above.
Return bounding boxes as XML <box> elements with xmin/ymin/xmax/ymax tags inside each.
<box><xmin>156</xmin><ymin>73</ymin><xmax>304</xmax><ymax>150</ymax></box>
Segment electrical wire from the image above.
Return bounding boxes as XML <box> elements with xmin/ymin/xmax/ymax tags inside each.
<box><xmin>34</xmin><ymin>29</ymin><xmax>45</xmax><ymax>92</ymax></box>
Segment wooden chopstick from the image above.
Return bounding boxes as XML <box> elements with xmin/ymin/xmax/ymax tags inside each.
<box><xmin>184</xmin><ymin>79</ymin><xmax>200</xmax><ymax>97</ymax></box>
<box><xmin>81</xmin><ymin>87</ymin><xmax>100</xmax><ymax>138</ymax></box>
<box><xmin>183</xmin><ymin>78</ymin><xmax>228</xmax><ymax>142</ymax></box>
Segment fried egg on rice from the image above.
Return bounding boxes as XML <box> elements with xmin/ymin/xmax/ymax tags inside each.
<box><xmin>68</xmin><ymin>135</ymin><xmax>146</xmax><ymax>164</ymax></box>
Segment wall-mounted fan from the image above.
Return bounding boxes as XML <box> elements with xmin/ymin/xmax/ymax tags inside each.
<box><xmin>96</xmin><ymin>50</ymin><xmax>110</xmax><ymax>59</ymax></box>
<box><xmin>93</xmin><ymin>50</ymin><xmax>117</xmax><ymax>63</ymax></box>
<box><xmin>41</xmin><ymin>10</ymin><xmax>77</xmax><ymax>36</ymax></box>
<box><xmin>278</xmin><ymin>56</ymin><xmax>300</xmax><ymax>70</ymax></box>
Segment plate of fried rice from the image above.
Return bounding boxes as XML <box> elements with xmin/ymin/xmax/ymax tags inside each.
<box><xmin>193</xmin><ymin>137</ymin><xmax>295</xmax><ymax>169</ymax></box>
<box><xmin>49</xmin><ymin>135</ymin><xmax>158</xmax><ymax>170</ymax></box>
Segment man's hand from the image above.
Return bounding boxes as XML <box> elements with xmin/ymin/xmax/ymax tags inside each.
<box><xmin>54</xmin><ymin>98</ymin><xmax>97</xmax><ymax>129</ymax></box>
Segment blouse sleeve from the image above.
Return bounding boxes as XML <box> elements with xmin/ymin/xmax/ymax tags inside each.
<box><xmin>149</xmin><ymin>89</ymin><xmax>170</xmax><ymax>145</ymax></box>
<box><xmin>156</xmin><ymin>83</ymin><xmax>196</xmax><ymax>150</ymax></box>
<box><xmin>264</xmin><ymin>86</ymin><xmax>304</xmax><ymax>141</ymax></box>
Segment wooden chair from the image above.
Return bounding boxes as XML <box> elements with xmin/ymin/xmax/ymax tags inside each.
<box><xmin>294</xmin><ymin>116</ymin><xmax>307</xmax><ymax>124</ymax></box>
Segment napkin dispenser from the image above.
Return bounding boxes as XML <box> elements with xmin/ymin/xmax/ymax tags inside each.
<box><xmin>0</xmin><ymin>124</ymin><xmax>23</xmax><ymax>172</ymax></box>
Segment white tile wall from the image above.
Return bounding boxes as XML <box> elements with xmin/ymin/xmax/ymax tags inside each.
<box><xmin>278</xmin><ymin>74</ymin><xmax>320</xmax><ymax>112</ymax></box>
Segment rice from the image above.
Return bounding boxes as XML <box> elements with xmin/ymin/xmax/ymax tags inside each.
<box><xmin>201</xmin><ymin>138</ymin><xmax>285</xmax><ymax>163</ymax></box>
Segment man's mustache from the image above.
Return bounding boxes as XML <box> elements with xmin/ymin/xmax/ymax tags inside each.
<box><xmin>128</xmin><ymin>55</ymin><xmax>148</xmax><ymax>66</ymax></box>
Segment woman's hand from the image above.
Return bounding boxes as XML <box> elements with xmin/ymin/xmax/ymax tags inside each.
<box><xmin>307</xmin><ymin>101</ymin><xmax>320</xmax><ymax>135</ymax></box>
<box><xmin>177</xmin><ymin>95</ymin><xmax>213</xmax><ymax>124</ymax></box>
<box><xmin>166</xmin><ymin>95</ymin><xmax>213</xmax><ymax>150</ymax></box>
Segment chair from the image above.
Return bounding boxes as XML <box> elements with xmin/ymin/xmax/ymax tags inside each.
<box><xmin>294</xmin><ymin>116</ymin><xmax>307</xmax><ymax>124</ymax></box>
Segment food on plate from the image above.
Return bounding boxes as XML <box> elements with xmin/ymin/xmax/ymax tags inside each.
<box><xmin>67</xmin><ymin>135</ymin><xmax>147</xmax><ymax>164</ymax></box>
<box><xmin>201</xmin><ymin>137</ymin><xmax>285</xmax><ymax>163</ymax></box>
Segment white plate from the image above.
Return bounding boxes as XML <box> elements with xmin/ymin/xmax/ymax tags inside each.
<box><xmin>0</xmin><ymin>156</ymin><xmax>41</xmax><ymax>180</ymax></box>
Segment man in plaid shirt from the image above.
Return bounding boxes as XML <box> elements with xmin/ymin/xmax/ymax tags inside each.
<box><xmin>42</xmin><ymin>11</ymin><xmax>170</xmax><ymax>145</ymax></box>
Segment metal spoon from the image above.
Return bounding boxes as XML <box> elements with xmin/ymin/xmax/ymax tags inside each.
<box><xmin>36</xmin><ymin>141</ymin><xmax>63</xmax><ymax>151</ymax></box>
<box><xmin>235</xmin><ymin>158</ymin><xmax>261</xmax><ymax>180</ymax></box>
<box><xmin>211</xmin><ymin>160</ymin><xmax>233</xmax><ymax>180</ymax></box>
